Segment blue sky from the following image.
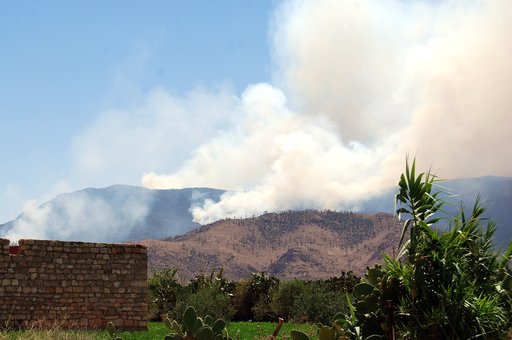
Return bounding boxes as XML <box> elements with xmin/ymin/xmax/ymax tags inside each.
<box><xmin>1</xmin><ymin>0</ymin><xmax>511</xmax><ymax>231</ymax></box>
<box><xmin>0</xmin><ymin>1</ymin><xmax>275</xmax><ymax>222</ymax></box>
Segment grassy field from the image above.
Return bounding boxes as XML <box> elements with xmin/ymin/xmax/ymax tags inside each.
<box><xmin>0</xmin><ymin>321</ymin><xmax>318</xmax><ymax>340</ymax></box>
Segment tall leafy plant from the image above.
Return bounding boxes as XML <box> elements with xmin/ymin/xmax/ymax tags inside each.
<box><xmin>395</xmin><ymin>159</ymin><xmax>443</xmax><ymax>262</ymax></box>
<box><xmin>336</xmin><ymin>159</ymin><xmax>512</xmax><ymax>339</ymax></box>
<box><xmin>393</xmin><ymin>159</ymin><xmax>512</xmax><ymax>338</ymax></box>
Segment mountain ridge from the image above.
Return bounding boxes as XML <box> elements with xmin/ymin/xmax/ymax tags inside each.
<box><xmin>0</xmin><ymin>176</ymin><xmax>510</xmax><ymax>247</ymax></box>
<box><xmin>140</xmin><ymin>210</ymin><xmax>402</xmax><ymax>280</ymax></box>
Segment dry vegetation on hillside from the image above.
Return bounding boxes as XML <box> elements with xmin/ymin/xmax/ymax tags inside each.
<box><xmin>140</xmin><ymin>210</ymin><xmax>401</xmax><ymax>280</ymax></box>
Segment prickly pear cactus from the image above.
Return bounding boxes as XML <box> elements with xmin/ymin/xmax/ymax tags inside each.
<box><xmin>290</xmin><ymin>330</ymin><xmax>310</xmax><ymax>340</ymax></box>
<box><xmin>290</xmin><ymin>325</ymin><xmax>344</xmax><ymax>340</ymax></box>
<box><xmin>334</xmin><ymin>266</ymin><xmax>396</xmax><ymax>339</ymax></box>
<box><xmin>164</xmin><ymin>306</ymin><xmax>233</xmax><ymax>340</ymax></box>
<box><xmin>106</xmin><ymin>322</ymin><xmax>123</xmax><ymax>340</ymax></box>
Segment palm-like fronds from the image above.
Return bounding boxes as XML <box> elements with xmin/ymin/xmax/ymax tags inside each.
<box><xmin>395</xmin><ymin>158</ymin><xmax>443</xmax><ymax>262</ymax></box>
<box><xmin>338</xmin><ymin>159</ymin><xmax>512</xmax><ymax>339</ymax></box>
<box><xmin>390</xmin><ymin>159</ymin><xmax>512</xmax><ymax>338</ymax></box>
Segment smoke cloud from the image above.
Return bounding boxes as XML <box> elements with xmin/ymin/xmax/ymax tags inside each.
<box><xmin>144</xmin><ymin>0</ymin><xmax>512</xmax><ymax>224</ymax></box>
<box><xmin>143</xmin><ymin>84</ymin><xmax>398</xmax><ymax>224</ymax></box>
<box><xmin>5</xmin><ymin>0</ymin><xmax>512</xmax><ymax>239</ymax></box>
<box><xmin>4</xmin><ymin>86</ymin><xmax>236</xmax><ymax>242</ymax></box>
<box><xmin>4</xmin><ymin>186</ymin><xmax>151</xmax><ymax>242</ymax></box>
<box><xmin>272</xmin><ymin>0</ymin><xmax>512</xmax><ymax>176</ymax></box>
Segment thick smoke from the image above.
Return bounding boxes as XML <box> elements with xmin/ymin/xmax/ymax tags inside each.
<box><xmin>272</xmin><ymin>0</ymin><xmax>512</xmax><ymax>177</ymax></box>
<box><xmin>5</xmin><ymin>0</ymin><xmax>512</xmax><ymax>239</ymax></box>
<box><xmin>143</xmin><ymin>84</ymin><xmax>397</xmax><ymax>224</ymax></box>
<box><xmin>4</xmin><ymin>187</ymin><xmax>151</xmax><ymax>242</ymax></box>
<box><xmin>3</xmin><ymin>86</ymin><xmax>236</xmax><ymax>242</ymax></box>
<box><xmin>144</xmin><ymin>0</ymin><xmax>512</xmax><ymax>224</ymax></box>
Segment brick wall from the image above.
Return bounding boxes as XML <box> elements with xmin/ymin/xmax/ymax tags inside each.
<box><xmin>0</xmin><ymin>238</ymin><xmax>147</xmax><ymax>330</ymax></box>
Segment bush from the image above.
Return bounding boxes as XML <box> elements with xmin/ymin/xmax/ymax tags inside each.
<box><xmin>251</xmin><ymin>296</ymin><xmax>276</xmax><ymax>322</ymax></box>
<box><xmin>232</xmin><ymin>272</ymin><xmax>279</xmax><ymax>321</ymax></box>
<box><xmin>147</xmin><ymin>268</ymin><xmax>184</xmax><ymax>320</ymax></box>
<box><xmin>231</xmin><ymin>280</ymin><xmax>252</xmax><ymax>321</ymax></box>
<box><xmin>270</xmin><ymin>279</ymin><xmax>306</xmax><ymax>321</ymax></box>
<box><xmin>291</xmin><ymin>281</ymin><xmax>348</xmax><ymax>324</ymax></box>
<box><xmin>188</xmin><ymin>269</ymin><xmax>236</xmax><ymax>295</ymax></box>
<box><xmin>184</xmin><ymin>286</ymin><xmax>236</xmax><ymax>322</ymax></box>
<box><xmin>165</xmin><ymin>269</ymin><xmax>236</xmax><ymax>322</ymax></box>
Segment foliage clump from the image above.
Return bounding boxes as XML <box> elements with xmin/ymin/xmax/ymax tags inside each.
<box><xmin>148</xmin><ymin>269</ymin><xmax>358</xmax><ymax>324</ymax></box>
<box><xmin>335</xmin><ymin>159</ymin><xmax>512</xmax><ymax>339</ymax></box>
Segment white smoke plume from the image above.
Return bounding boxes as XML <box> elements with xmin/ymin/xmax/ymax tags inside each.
<box><xmin>272</xmin><ymin>0</ymin><xmax>512</xmax><ymax>176</ymax></box>
<box><xmin>5</xmin><ymin>0</ymin><xmax>512</xmax><ymax>239</ymax></box>
<box><xmin>144</xmin><ymin>0</ymin><xmax>512</xmax><ymax>224</ymax></box>
<box><xmin>5</xmin><ymin>186</ymin><xmax>151</xmax><ymax>242</ymax></box>
<box><xmin>143</xmin><ymin>84</ymin><xmax>398</xmax><ymax>224</ymax></box>
<box><xmin>3</xmin><ymin>85</ymin><xmax>236</xmax><ymax>242</ymax></box>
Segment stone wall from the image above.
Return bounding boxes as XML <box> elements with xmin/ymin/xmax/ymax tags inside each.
<box><xmin>0</xmin><ymin>238</ymin><xmax>147</xmax><ymax>330</ymax></box>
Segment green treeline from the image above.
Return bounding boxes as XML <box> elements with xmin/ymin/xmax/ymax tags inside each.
<box><xmin>148</xmin><ymin>269</ymin><xmax>360</xmax><ymax>325</ymax></box>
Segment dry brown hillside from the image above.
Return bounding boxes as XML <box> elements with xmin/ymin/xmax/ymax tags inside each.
<box><xmin>139</xmin><ymin>210</ymin><xmax>402</xmax><ymax>281</ymax></box>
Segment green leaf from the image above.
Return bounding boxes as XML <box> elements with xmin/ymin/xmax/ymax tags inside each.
<box><xmin>318</xmin><ymin>325</ymin><xmax>336</xmax><ymax>340</ymax></box>
<box><xmin>204</xmin><ymin>315</ymin><xmax>213</xmax><ymax>326</ymax></box>
<box><xmin>171</xmin><ymin>320</ymin><xmax>184</xmax><ymax>336</ymax></box>
<box><xmin>212</xmin><ymin>319</ymin><xmax>226</xmax><ymax>334</ymax></box>
<box><xmin>193</xmin><ymin>317</ymin><xmax>204</xmax><ymax>335</ymax></box>
<box><xmin>367</xmin><ymin>267</ymin><xmax>383</xmax><ymax>285</ymax></box>
<box><xmin>353</xmin><ymin>282</ymin><xmax>374</xmax><ymax>298</ymax></box>
<box><xmin>164</xmin><ymin>317</ymin><xmax>173</xmax><ymax>331</ymax></box>
<box><xmin>183</xmin><ymin>306</ymin><xmax>198</xmax><ymax>333</ymax></box>
<box><xmin>290</xmin><ymin>330</ymin><xmax>310</xmax><ymax>340</ymax></box>
<box><xmin>164</xmin><ymin>335</ymin><xmax>184</xmax><ymax>340</ymax></box>
<box><xmin>196</xmin><ymin>326</ymin><xmax>214</xmax><ymax>340</ymax></box>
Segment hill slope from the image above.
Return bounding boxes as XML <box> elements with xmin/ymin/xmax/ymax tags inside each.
<box><xmin>140</xmin><ymin>210</ymin><xmax>402</xmax><ymax>280</ymax></box>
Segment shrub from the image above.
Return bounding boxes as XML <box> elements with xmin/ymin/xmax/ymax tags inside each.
<box><xmin>270</xmin><ymin>279</ymin><xmax>306</xmax><ymax>321</ymax></box>
<box><xmin>251</xmin><ymin>297</ymin><xmax>276</xmax><ymax>322</ymax></box>
<box><xmin>291</xmin><ymin>281</ymin><xmax>348</xmax><ymax>324</ymax></box>
<box><xmin>249</xmin><ymin>272</ymin><xmax>280</xmax><ymax>322</ymax></box>
<box><xmin>232</xmin><ymin>272</ymin><xmax>279</xmax><ymax>321</ymax></box>
<box><xmin>148</xmin><ymin>268</ymin><xmax>184</xmax><ymax>320</ymax></box>
<box><xmin>184</xmin><ymin>286</ymin><xmax>236</xmax><ymax>322</ymax></box>
<box><xmin>172</xmin><ymin>270</ymin><xmax>237</xmax><ymax>322</ymax></box>
<box><xmin>164</xmin><ymin>305</ymin><xmax>234</xmax><ymax>340</ymax></box>
<box><xmin>231</xmin><ymin>280</ymin><xmax>252</xmax><ymax>321</ymax></box>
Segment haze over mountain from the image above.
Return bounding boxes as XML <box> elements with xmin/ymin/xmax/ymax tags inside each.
<box><xmin>0</xmin><ymin>186</ymin><xmax>224</xmax><ymax>243</ymax></box>
<box><xmin>0</xmin><ymin>176</ymin><xmax>510</xmax><ymax>248</ymax></box>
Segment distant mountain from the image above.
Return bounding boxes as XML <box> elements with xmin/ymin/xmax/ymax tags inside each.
<box><xmin>363</xmin><ymin>176</ymin><xmax>512</xmax><ymax>248</ymax></box>
<box><xmin>0</xmin><ymin>176</ymin><xmax>510</xmax><ymax>247</ymax></box>
<box><xmin>0</xmin><ymin>185</ymin><xmax>225</xmax><ymax>243</ymax></box>
<box><xmin>140</xmin><ymin>210</ymin><xmax>402</xmax><ymax>280</ymax></box>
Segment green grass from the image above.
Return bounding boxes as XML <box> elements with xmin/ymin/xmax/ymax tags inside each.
<box><xmin>227</xmin><ymin>321</ymin><xmax>317</xmax><ymax>339</ymax></box>
<box><xmin>0</xmin><ymin>321</ymin><xmax>318</xmax><ymax>340</ymax></box>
